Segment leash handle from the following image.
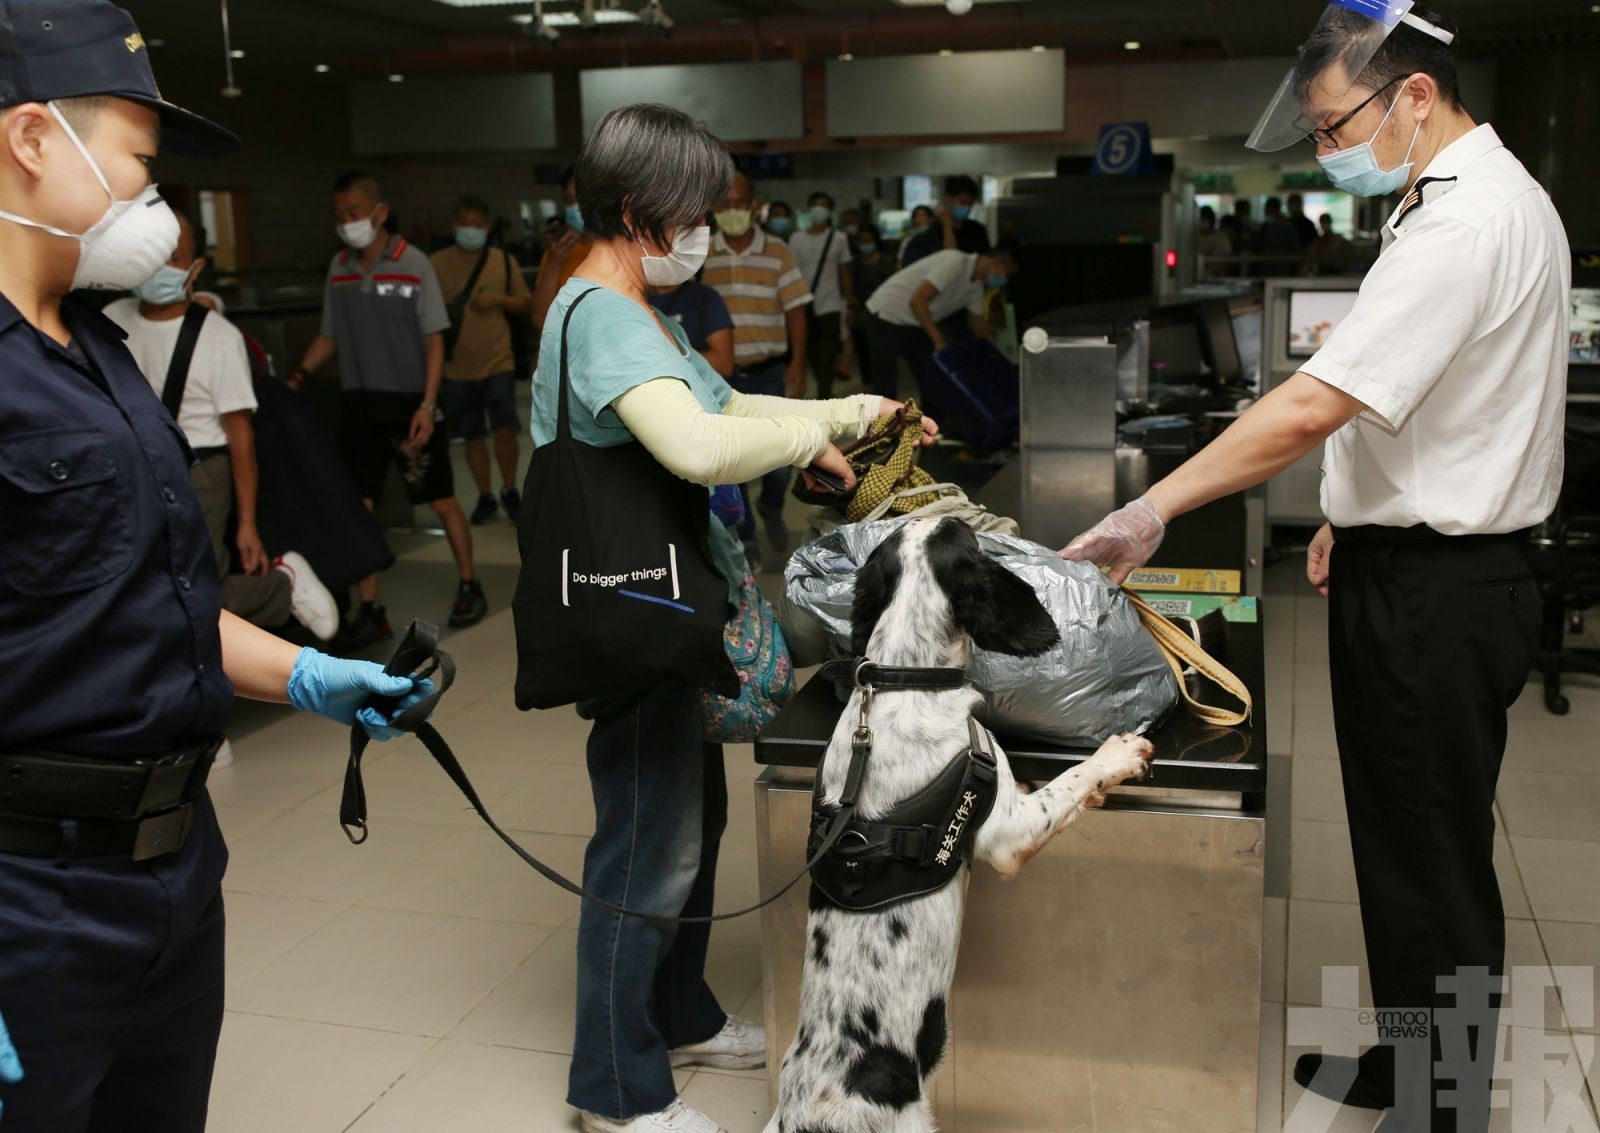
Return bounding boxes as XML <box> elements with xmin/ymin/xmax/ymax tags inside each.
<box><xmin>342</xmin><ymin>620</ymin><xmax>865</xmax><ymax>924</ymax></box>
<box><xmin>1125</xmin><ymin>591</ymin><xmax>1253</xmax><ymax>727</ymax></box>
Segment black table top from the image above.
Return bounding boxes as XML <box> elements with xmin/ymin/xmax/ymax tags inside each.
<box><xmin>754</xmin><ymin>611</ymin><xmax>1266</xmax><ymax>799</ymax></box>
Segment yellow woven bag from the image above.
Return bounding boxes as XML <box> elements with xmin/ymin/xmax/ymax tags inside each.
<box><xmin>841</xmin><ymin>400</ymin><xmax>948</xmax><ymax>523</ymax></box>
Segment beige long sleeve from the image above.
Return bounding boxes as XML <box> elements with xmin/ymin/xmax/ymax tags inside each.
<box><xmin>612</xmin><ymin>379</ymin><xmax>832</xmax><ymax>487</ymax></box>
<box><xmin>723</xmin><ymin>391</ymin><xmax>880</xmax><ymax>444</ymax></box>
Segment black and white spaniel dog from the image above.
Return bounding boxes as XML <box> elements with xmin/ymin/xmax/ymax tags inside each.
<box><xmin>765</xmin><ymin>516</ymin><xmax>1153</xmax><ymax>1133</ymax></box>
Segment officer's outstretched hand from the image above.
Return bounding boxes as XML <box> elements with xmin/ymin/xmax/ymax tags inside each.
<box><xmin>0</xmin><ymin>1006</ymin><xmax>22</xmax><ymax>1116</ymax></box>
<box><xmin>286</xmin><ymin>648</ymin><xmax>436</xmax><ymax>741</ymax></box>
<box><xmin>1058</xmin><ymin>494</ymin><xmax>1167</xmax><ymax>586</ymax></box>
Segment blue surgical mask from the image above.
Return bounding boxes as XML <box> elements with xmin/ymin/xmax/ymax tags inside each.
<box><xmin>856</xmin><ymin>243</ymin><xmax>877</xmax><ymax>258</ymax></box>
<box><xmin>1316</xmin><ymin>94</ymin><xmax>1421</xmax><ymax>199</ymax></box>
<box><xmin>985</xmin><ymin>274</ymin><xmax>1008</xmax><ymax>289</ymax></box>
<box><xmin>952</xmin><ymin>204</ymin><xmax>973</xmax><ymax>222</ymax></box>
<box><xmin>768</xmin><ymin>216</ymin><xmax>794</xmax><ymax>236</ymax></box>
<box><xmin>910</xmin><ymin>223</ymin><xmax>931</xmax><ymax>238</ymax></box>
<box><xmin>455</xmin><ymin>225</ymin><xmax>488</xmax><ymax>252</ymax></box>
<box><xmin>809</xmin><ymin>206</ymin><xmax>832</xmax><ymax>227</ymax></box>
<box><xmin>564</xmin><ymin>203</ymin><xmax>585</xmax><ymax>232</ymax></box>
<box><xmin>134</xmin><ymin>264</ymin><xmax>192</xmax><ymax>306</ymax></box>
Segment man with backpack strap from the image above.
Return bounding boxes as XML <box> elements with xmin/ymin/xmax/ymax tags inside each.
<box><xmin>429</xmin><ymin>194</ymin><xmax>531</xmax><ymax>525</ymax></box>
<box><xmin>106</xmin><ymin>210</ymin><xmax>338</xmax><ymax>642</ymax></box>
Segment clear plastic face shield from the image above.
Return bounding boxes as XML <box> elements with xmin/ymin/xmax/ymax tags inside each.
<box><xmin>1247</xmin><ymin>0</ymin><xmax>1454</xmax><ymax>153</ymax></box>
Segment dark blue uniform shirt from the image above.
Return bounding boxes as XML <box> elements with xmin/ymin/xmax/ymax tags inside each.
<box><xmin>0</xmin><ymin>291</ymin><xmax>231</xmax><ymax>758</ymax></box>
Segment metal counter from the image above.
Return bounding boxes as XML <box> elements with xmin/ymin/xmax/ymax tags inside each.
<box><xmin>751</xmin><ymin>453</ymin><xmax>1269</xmax><ymax>1132</ymax></box>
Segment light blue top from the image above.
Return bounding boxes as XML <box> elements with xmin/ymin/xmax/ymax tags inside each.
<box><xmin>532</xmin><ymin>277</ymin><xmax>733</xmax><ymax>448</ymax></box>
<box><xmin>531</xmin><ymin>277</ymin><xmax>749</xmax><ymax>601</ymax></box>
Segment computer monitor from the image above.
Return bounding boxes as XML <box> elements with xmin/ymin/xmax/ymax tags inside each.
<box><xmin>1287</xmin><ymin>289</ymin><xmax>1360</xmax><ymax>357</ymax></box>
<box><xmin>1572</xmin><ymin>287</ymin><xmax>1600</xmax><ymax>366</ymax></box>
<box><xmin>1197</xmin><ymin>298</ymin><xmax>1245</xmax><ymax>386</ymax></box>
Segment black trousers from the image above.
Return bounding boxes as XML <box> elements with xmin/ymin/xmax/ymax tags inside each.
<box><xmin>1327</xmin><ymin>526</ymin><xmax>1540</xmax><ymax>1132</ymax></box>
<box><xmin>0</xmin><ymin>794</ymin><xmax>228</xmax><ymax>1132</ymax></box>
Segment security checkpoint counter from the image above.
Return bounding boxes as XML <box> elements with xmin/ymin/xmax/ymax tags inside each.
<box><xmin>750</xmin><ymin>450</ymin><xmax>1270</xmax><ymax>1132</ymax></box>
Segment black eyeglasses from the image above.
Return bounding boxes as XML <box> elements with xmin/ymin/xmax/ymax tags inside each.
<box><xmin>1306</xmin><ymin>77</ymin><xmax>1401</xmax><ymax>149</ymax></box>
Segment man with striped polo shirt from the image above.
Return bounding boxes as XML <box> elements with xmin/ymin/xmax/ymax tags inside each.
<box><xmin>704</xmin><ymin>173</ymin><xmax>812</xmax><ymax>556</ymax></box>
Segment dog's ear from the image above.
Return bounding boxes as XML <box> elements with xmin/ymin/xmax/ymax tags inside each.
<box><xmin>850</xmin><ymin>529</ymin><xmax>906</xmax><ymax>657</ymax></box>
<box><xmin>926</xmin><ymin>519</ymin><xmax>1061</xmax><ymax>657</ymax></box>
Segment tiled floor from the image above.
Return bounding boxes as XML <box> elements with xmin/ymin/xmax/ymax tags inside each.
<box><xmin>206</xmin><ymin>445</ymin><xmax>1600</xmax><ymax>1130</ymax></box>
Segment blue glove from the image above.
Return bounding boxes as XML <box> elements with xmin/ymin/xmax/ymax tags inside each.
<box><xmin>0</xmin><ymin>1006</ymin><xmax>22</xmax><ymax>1117</ymax></box>
<box><xmin>286</xmin><ymin>648</ymin><xmax>436</xmax><ymax>741</ymax></box>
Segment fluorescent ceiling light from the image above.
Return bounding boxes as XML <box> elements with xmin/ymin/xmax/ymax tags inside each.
<box><xmin>544</xmin><ymin>9</ymin><xmax>638</xmax><ymax>24</ymax></box>
<box><xmin>314</xmin><ymin>63</ymin><xmax>331</xmax><ymax>72</ymax></box>
<box><xmin>891</xmin><ymin>0</ymin><xmax>1018</xmax><ymax>5</ymax></box>
<box><xmin>937</xmin><ymin>48</ymin><xmax>954</xmax><ymax>56</ymax></box>
<box><xmin>1123</xmin><ymin>39</ymin><xmax>1141</xmax><ymax>50</ymax></box>
<box><xmin>839</xmin><ymin>52</ymin><xmax>854</xmax><ymax>61</ymax></box>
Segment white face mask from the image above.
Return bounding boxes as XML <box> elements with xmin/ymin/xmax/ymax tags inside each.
<box><xmin>338</xmin><ymin>214</ymin><xmax>380</xmax><ymax>250</ymax></box>
<box><xmin>641</xmin><ymin>225</ymin><xmax>711</xmax><ymax>287</ymax></box>
<box><xmin>0</xmin><ymin>102</ymin><xmax>180</xmax><ymax>292</ymax></box>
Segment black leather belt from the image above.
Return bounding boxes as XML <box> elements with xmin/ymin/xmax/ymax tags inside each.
<box><xmin>191</xmin><ymin>446</ymin><xmax>229</xmax><ymax>462</ymax></box>
<box><xmin>0</xmin><ymin>737</ymin><xmax>221</xmax><ymax>862</ymax></box>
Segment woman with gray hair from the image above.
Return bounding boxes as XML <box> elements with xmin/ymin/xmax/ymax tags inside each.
<box><xmin>534</xmin><ymin>104</ymin><xmax>935</xmax><ymax>1133</ymax></box>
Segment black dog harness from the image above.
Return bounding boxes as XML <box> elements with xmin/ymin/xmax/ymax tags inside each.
<box><xmin>341</xmin><ymin>626</ymin><xmax>958</xmax><ymax>925</ymax></box>
<box><xmin>807</xmin><ymin>659</ymin><xmax>999</xmax><ymax>912</ymax></box>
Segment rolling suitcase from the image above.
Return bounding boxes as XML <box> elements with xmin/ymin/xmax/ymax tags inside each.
<box><xmin>924</xmin><ymin>338</ymin><xmax>1020</xmax><ymax>452</ymax></box>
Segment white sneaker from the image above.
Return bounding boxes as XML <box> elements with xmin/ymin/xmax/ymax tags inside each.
<box><xmin>668</xmin><ymin>1015</ymin><xmax>766</xmax><ymax>1071</ymax></box>
<box><xmin>578</xmin><ymin>1100</ymin><xmax>727</xmax><ymax>1133</ymax></box>
<box><xmin>213</xmin><ymin>737</ymin><xmax>234</xmax><ymax>768</ymax></box>
<box><xmin>272</xmin><ymin>551</ymin><xmax>338</xmax><ymax>641</ymax></box>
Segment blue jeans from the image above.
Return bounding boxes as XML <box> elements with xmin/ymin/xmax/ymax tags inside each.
<box><xmin>568</xmin><ymin>683</ymin><xmax>730</xmax><ymax>1120</ymax></box>
<box><xmin>726</xmin><ymin>360</ymin><xmax>791</xmax><ymax>542</ymax></box>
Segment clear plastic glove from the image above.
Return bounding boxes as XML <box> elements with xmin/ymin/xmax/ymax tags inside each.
<box><xmin>0</xmin><ymin>1007</ymin><xmax>21</xmax><ymax>1113</ymax></box>
<box><xmin>285</xmin><ymin>648</ymin><xmax>436</xmax><ymax>741</ymax></box>
<box><xmin>1058</xmin><ymin>493</ymin><xmax>1166</xmax><ymax>585</ymax></box>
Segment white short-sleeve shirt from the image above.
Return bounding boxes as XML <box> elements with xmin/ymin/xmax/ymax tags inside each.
<box><xmin>1302</xmin><ymin>125</ymin><xmax>1570</xmax><ymax>535</ymax></box>
<box><xmin>788</xmin><ymin>227</ymin><xmax>854</xmax><ymax>317</ymax></box>
<box><xmin>103</xmin><ymin>299</ymin><xmax>258</xmax><ymax>451</ymax></box>
<box><xmin>866</xmin><ymin>250</ymin><xmax>984</xmax><ymax>329</ymax></box>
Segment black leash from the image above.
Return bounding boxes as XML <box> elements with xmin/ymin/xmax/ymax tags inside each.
<box><xmin>342</xmin><ymin>623</ymin><xmax>964</xmax><ymax>925</ymax></box>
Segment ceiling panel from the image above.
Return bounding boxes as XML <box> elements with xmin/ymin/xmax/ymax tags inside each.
<box><xmin>123</xmin><ymin>0</ymin><xmax>1600</xmax><ymax>86</ymax></box>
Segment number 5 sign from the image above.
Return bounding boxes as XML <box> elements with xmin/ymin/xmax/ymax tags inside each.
<box><xmin>1092</xmin><ymin>122</ymin><xmax>1156</xmax><ymax>175</ymax></box>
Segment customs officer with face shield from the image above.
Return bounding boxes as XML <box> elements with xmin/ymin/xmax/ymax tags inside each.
<box><xmin>1060</xmin><ymin>5</ymin><xmax>1571</xmax><ymax>1129</ymax></box>
<box><xmin>0</xmin><ymin>4</ymin><xmax>432</xmax><ymax>1129</ymax></box>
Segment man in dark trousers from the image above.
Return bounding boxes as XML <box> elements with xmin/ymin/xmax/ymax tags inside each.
<box><xmin>0</xmin><ymin>4</ymin><xmax>431</xmax><ymax>1129</ymax></box>
<box><xmin>1060</xmin><ymin>6</ymin><xmax>1568</xmax><ymax>1131</ymax></box>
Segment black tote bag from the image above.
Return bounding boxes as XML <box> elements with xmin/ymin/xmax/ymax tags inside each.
<box><xmin>512</xmin><ymin>288</ymin><xmax>739</xmax><ymax>710</ymax></box>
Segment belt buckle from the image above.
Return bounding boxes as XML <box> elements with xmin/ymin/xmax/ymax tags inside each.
<box><xmin>131</xmin><ymin>805</ymin><xmax>193</xmax><ymax>863</ymax></box>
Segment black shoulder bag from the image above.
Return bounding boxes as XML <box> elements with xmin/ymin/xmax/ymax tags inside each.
<box><xmin>160</xmin><ymin>305</ymin><xmax>211</xmax><ymax>421</ymax></box>
<box><xmin>511</xmin><ymin>288</ymin><xmax>739</xmax><ymax>709</ymax></box>
<box><xmin>809</xmin><ymin>228</ymin><xmax>835</xmax><ymax>295</ymax></box>
<box><xmin>442</xmin><ymin>245</ymin><xmax>492</xmax><ymax>361</ymax></box>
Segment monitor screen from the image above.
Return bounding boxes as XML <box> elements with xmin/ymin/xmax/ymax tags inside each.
<box><xmin>1288</xmin><ymin>290</ymin><xmax>1360</xmax><ymax>357</ymax></box>
<box><xmin>1573</xmin><ymin>288</ymin><xmax>1600</xmax><ymax>365</ymax></box>
<box><xmin>1232</xmin><ymin>307</ymin><xmax>1264</xmax><ymax>388</ymax></box>
<box><xmin>902</xmin><ymin>174</ymin><xmax>936</xmax><ymax>211</ymax></box>
<box><xmin>1197</xmin><ymin>298</ymin><xmax>1244</xmax><ymax>385</ymax></box>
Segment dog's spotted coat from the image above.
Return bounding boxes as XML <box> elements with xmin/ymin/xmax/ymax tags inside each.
<box><xmin>764</xmin><ymin>517</ymin><xmax>1154</xmax><ymax>1133</ymax></box>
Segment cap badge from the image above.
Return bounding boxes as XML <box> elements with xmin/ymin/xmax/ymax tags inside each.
<box><xmin>125</xmin><ymin>33</ymin><xmax>146</xmax><ymax>53</ymax></box>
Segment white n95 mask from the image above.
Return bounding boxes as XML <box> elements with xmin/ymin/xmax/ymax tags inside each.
<box><xmin>339</xmin><ymin>216</ymin><xmax>380</xmax><ymax>250</ymax></box>
<box><xmin>641</xmin><ymin>225</ymin><xmax>711</xmax><ymax>287</ymax></box>
<box><xmin>0</xmin><ymin>102</ymin><xmax>179</xmax><ymax>292</ymax></box>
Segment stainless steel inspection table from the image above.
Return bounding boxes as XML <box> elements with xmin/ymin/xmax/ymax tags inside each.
<box><xmin>750</xmin><ymin>457</ymin><xmax>1269</xmax><ymax>1133</ymax></box>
